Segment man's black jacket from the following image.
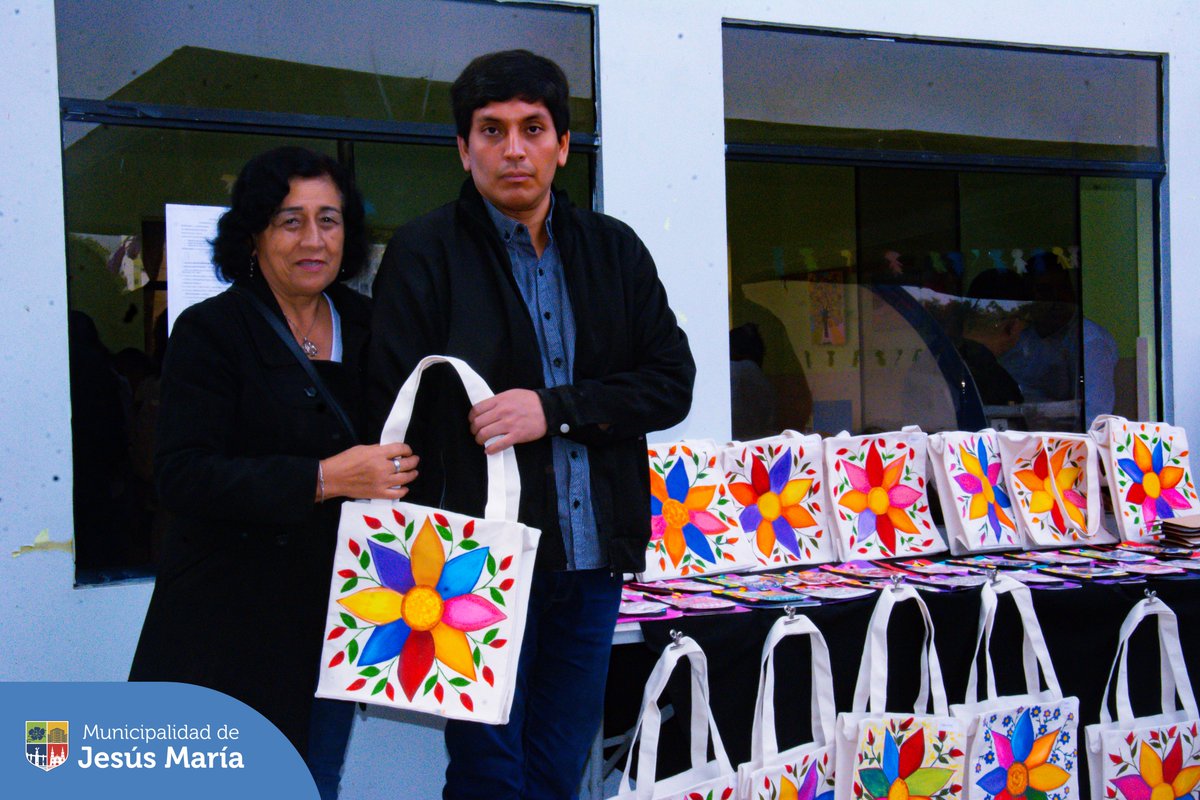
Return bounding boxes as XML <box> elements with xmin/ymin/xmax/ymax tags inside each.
<box><xmin>368</xmin><ymin>180</ymin><xmax>695</xmax><ymax>572</ymax></box>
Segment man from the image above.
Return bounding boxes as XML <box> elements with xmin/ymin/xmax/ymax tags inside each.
<box><xmin>368</xmin><ymin>50</ymin><xmax>695</xmax><ymax>799</ymax></box>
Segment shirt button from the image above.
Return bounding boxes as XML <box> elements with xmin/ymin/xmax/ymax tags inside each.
<box><xmin>560</xmin><ymin>423</ymin><xmax>571</xmax><ymax>434</ymax></box>
<box><xmin>543</xmin><ymin>311</ymin><xmax>552</xmax><ymax>320</ymax></box>
<box><xmin>304</xmin><ymin>387</ymin><xmax>317</xmax><ymax>398</ymax></box>
<box><xmin>538</xmin><ymin>268</ymin><xmax>544</xmax><ymax>276</ymax></box>
<box><xmin>573</xmin><ymin>499</ymin><xmax>581</xmax><ymax>509</ymax></box>
<box><xmin>570</xmin><ymin>449</ymin><xmax>578</xmax><ymax>459</ymax></box>
<box><xmin>553</xmin><ymin>357</ymin><xmax>563</xmax><ymax>367</ymax></box>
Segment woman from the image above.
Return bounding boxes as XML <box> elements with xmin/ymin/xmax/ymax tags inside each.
<box><xmin>129</xmin><ymin>147</ymin><xmax>416</xmax><ymax>797</ymax></box>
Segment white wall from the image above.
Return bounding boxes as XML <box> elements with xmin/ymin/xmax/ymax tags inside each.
<box><xmin>4</xmin><ymin>1</ymin><xmax>1198</xmax><ymax>797</ymax></box>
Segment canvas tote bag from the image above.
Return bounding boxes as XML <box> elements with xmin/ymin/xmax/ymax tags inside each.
<box><xmin>736</xmin><ymin>612</ymin><xmax>837</xmax><ymax>800</ymax></box>
<box><xmin>1089</xmin><ymin>415</ymin><xmax>1200</xmax><ymax>543</ymax></box>
<box><xmin>722</xmin><ymin>431</ymin><xmax>840</xmax><ymax>569</ymax></box>
<box><xmin>928</xmin><ymin>430</ymin><xmax>1025</xmax><ymax>555</ymax></box>
<box><xmin>1085</xmin><ymin>595</ymin><xmax>1200</xmax><ymax>800</ymax></box>
<box><xmin>609</xmin><ymin>635</ymin><xmax>738</xmax><ymax>800</ymax></box>
<box><xmin>834</xmin><ymin>583</ymin><xmax>967</xmax><ymax>800</ymax></box>
<box><xmin>316</xmin><ymin>355</ymin><xmax>540</xmax><ymax>724</ymax></box>
<box><xmin>951</xmin><ymin>575</ymin><xmax>1080</xmax><ymax>800</ymax></box>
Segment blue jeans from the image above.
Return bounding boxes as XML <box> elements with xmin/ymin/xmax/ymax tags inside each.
<box><xmin>306</xmin><ymin>697</ymin><xmax>354</xmax><ymax>800</ymax></box>
<box><xmin>444</xmin><ymin>568</ymin><xmax>624</xmax><ymax>800</ymax></box>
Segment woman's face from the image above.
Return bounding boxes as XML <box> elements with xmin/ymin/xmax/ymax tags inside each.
<box><xmin>253</xmin><ymin>174</ymin><xmax>344</xmax><ymax>303</ymax></box>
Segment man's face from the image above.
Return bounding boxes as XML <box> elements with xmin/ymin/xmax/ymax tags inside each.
<box><xmin>457</xmin><ymin>98</ymin><xmax>569</xmax><ymax>220</ymax></box>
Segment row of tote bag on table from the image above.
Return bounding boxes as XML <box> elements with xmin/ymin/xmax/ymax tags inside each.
<box><xmin>644</xmin><ymin>417</ymin><xmax>1200</xmax><ymax>580</ymax></box>
<box><xmin>611</xmin><ymin>576</ymin><xmax>1200</xmax><ymax>800</ymax></box>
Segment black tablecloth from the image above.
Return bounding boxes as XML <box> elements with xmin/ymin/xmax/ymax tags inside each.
<box><xmin>604</xmin><ymin>576</ymin><xmax>1200</xmax><ymax>795</ymax></box>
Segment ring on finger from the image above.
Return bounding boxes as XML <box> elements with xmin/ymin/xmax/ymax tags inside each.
<box><xmin>392</xmin><ymin>457</ymin><xmax>403</xmax><ymax>474</ymax></box>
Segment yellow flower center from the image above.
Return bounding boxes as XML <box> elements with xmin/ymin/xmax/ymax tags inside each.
<box><xmin>867</xmin><ymin>487</ymin><xmax>891</xmax><ymax>515</ymax></box>
<box><xmin>663</xmin><ymin>498</ymin><xmax>690</xmax><ymax>529</ymax></box>
<box><xmin>1150</xmin><ymin>783</ymin><xmax>1175</xmax><ymax>800</ymax></box>
<box><xmin>888</xmin><ymin>778</ymin><xmax>910</xmax><ymax>800</ymax></box>
<box><xmin>1007</xmin><ymin>762</ymin><xmax>1029</xmax><ymax>797</ymax></box>
<box><xmin>757</xmin><ymin>492</ymin><xmax>782</xmax><ymax>521</ymax></box>
<box><xmin>402</xmin><ymin>585</ymin><xmax>444</xmax><ymax>632</ymax></box>
<box><xmin>1143</xmin><ymin>472</ymin><xmax>1162</xmax><ymax>499</ymax></box>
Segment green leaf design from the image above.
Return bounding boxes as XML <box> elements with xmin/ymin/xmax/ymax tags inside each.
<box><xmin>459</xmin><ymin>539</ymin><xmax>480</xmax><ymax>551</ymax></box>
<box><xmin>482</xmin><ymin>628</ymin><xmax>498</xmax><ymax>644</ymax></box>
<box><xmin>486</xmin><ymin>553</ymin><xmax>497</xmax><ymax>576</ymax></box>
<box><xmin>404</xmin><ymin>521</ymin><xmax>415</xmax><ymax>540</ymax></box>
<box><xmin>359</xmin><ymin>551</ymin><xmax>371</xmax><ymax>570</ymax></box>
<box><xmin>436</xmin><ymin>525</ymin><xmax>452</xmax><ymax>541</ymax></box>
<box><xmin>473</xmin><ymin>647</ymin><xmax>481</xmax><ymax>666</ymax></box>
<box><xmin>1026</xmin><ymin>789</ymin><xmax>1049</xmax><ymax>800</ymax></box>
<box><xmin>372</xmin><ymin>533</ymin><xmax>398</xmax><ymax>543</ymax></box>
<box><xmin>422</xmin><ymin>675</ymin><xmax>437</xmax><ymax>696</ymax></box>
<box><xmin>340</xmin><ymin>612</ymin><xmax>357</xmax><ymax>629</ymax></box>
<box><xmin>359</xmin><ymin>666</ymin><xmax>381</xmax><ymax>677</ymax></box>
<box><xmin>490</xmin><ymin>587</ymin><xmax>506</xmax><ymax>607</ymax></box>
<box><xmin>347</xmin><ymin>638</ymin><xmax>360</xmax><ymax>663</ymax></box>
<box><xmin>371</xmin><ymin>678</ymin><xmax>388</xmax><ymax>695</ymax></box>
<box><xmin>448</xmin><ymin>677</ymin><xmax>470</xmax><ymax>687</ymax></box>
<box><xmin>905</xmin><ymin>767</ymin><xmax>953</xmax><ymax>796</ymax></box>
<box><xmin>859</xmin><ymin>768</ymin><xmax>891</xmax><ymax>799</ymax></box>
<box><xmin>341</xmin><ymin>577</ymin><xmax>358</xmax><ymax>592</ymax></box>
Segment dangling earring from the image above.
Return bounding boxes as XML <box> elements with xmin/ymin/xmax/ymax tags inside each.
<box><xmin>249</xmin><ymin>253</ymin><xmax>258</xmax><ymax>278</ymax></box>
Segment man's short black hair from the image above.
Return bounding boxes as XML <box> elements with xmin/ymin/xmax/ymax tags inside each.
<box><xmin>211</xmin><ymin>146</ymin><xmax>368</xmax><ymax>283</ymax></box>
<box><xmin>451</xmin><ymin>49</ymin><xmax>570</xmax><ymax>140</ymax></box>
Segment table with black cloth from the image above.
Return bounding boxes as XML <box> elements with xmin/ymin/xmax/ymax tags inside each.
<box><xmin>603</xmin><ymin>576</ymin><xmax>1200</xmax><ymax>797</ymax></box>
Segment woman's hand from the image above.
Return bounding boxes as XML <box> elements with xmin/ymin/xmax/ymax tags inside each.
<box><xmin>318</xmin><ymin>443</ymin><xmax>419</xmax><ymax>501</ymax></box>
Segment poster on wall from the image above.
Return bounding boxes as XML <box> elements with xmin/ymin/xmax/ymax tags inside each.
<box><xmin>165</xmin><ymin>203</ymin><xmax>228</xmax><ymax>332</ymax></box>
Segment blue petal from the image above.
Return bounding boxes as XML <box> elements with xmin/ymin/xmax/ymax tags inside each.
<box><xmin>977</xmin><ymin>765</ymin><xmax>1010</xmax><ymax>796</ymax></box>
<box><xmin>436</xmin><ymin>548</ymin><xmax>488</xmax><ymax>599</ymax></box>
<box><xmin>993</xmin><ymin>486</ymin><xmax>1012</xmax><ymax>509</ymax></box>
<box><xmin>740</xmin><ymin>504</ymin><xmax>763</xmax><ymax>533</ymax></box>
<box><xmin>883</xmin><ymin>729</ymin><xmax>899</xmax><ymax>783</ymax></box>
<box><xmin>1012</xmin><ymin>708</ymin><xmax>1033</xmax><ymax>762</ymax></box>
<box><xmin>1158</xmin><ymin>497</ymin><xmax>1175</xmax><ymax>520</ymax></box>
<box><xmin>774</xmin><ymin>517</ymin><xmax>802</xmax><ymax>558</ymax></box>
<box><xmin>369</xmin><ymin>540</ymin><xmax>414</xmax><ymax>594</ymax></box>
<box><xmin>1153</xmin><ymin>441</ymin><xmax>1164</xmax><ymax>473</ymax></box>
<box><xmin>681</xmin><ymin>522</ymin><xmax>715</xmax><ymax>563</ymax></box>
<box><xmin>650</xmin><ymin>495</ymin><xmax>663</xmax><ymax>516</ymax></box>
<box><xmin>665</xmin><ymin>458</ymin><xmax>690</xmax><ymax>501</ymax></box>
<box><xmin>816</xmin><ymin>792</ymin><xmax>835</xmax><ymax>800</ymax></box>
<box><xmin>977</xmin><ymin>438</ymin><xmax>990</xmax><ymax>471</ymax></box>
<box><xmin>359</xmin><ymin>619</ymin><xmax>410</xmax><ymax>665</ymax></box>
<box><xmin>769</xmin><ymin>453</ymin><xmax>791</xmax><ymax>494</ymax></box>
<box><xmin>1118</xmin><ymin>458</ymin><xmax>1144</xmax><ymax>483</ymax></box>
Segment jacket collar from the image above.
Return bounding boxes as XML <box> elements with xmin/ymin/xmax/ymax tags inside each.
<box><xmin>235</xmin><ymin>276</ymin><xmax>369</xmax><ymax>368</ymax></box>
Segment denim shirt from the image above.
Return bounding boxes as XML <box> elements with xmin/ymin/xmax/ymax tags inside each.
<box><xmin>484</xmin><ymin>198</ymin><xmax>603</xmax><ymax>570</ymax></box>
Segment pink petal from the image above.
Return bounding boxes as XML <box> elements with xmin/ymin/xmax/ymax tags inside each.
<box><xmin>1063</xmin><ymin>489</ymin><xmax>1086</xmax><ymax>509</ymax></box>
<box><xmin>987</xmin><ymin>463</ymin><xmax>1003</xmax><ymax>486</ymax></box>
<box><xmin>993</xmin><ymin>731</ymin><xmax>1013</xmax><ymax>768</ymax></box>
<box><xmin>1162</xmin><ymin>488</ymin><xmax>1191</xmax><ymax>510</ymax></box>
<box><xmin>888</xmin><ymin>484</ymin><xmax>922</xmax><ymax>509</ymax></box>
<box><xmin>1111</xmin><ymin>775</ymin><xmax>1153</xmax><ymax>800</ymax></box>
<box><xmin>954</xmin><ymin>474</ymin><xmax>983</xmax><ymax>495</ymax></box>
<box><xmin>689</xmin><ymin>509</ymin><xmax>729</xmax><ymax>534</ymax></box>
<box><xmin>842</xmin><ymin>460</ymin><xmax>872</xmax><ymax>493</ymax></box>
<box><xmin>651</xmin><ymin>515</ymin><xmax>666</xmax><ymax>540</ymax></box>
<box><xmin>1143</xmin><ymin>497</ymin><xmax>1158</xmax><ymax>525</ymax></box>
<box><xmin>442</xmin><ymin>594</ymin><xmax>507</xmax><ymax>632</ymax></box>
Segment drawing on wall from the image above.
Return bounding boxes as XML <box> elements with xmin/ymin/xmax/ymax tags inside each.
<box><xmin>809</xmin><ymin>269</ymin><xmax>848</xmax><ymax>346</ymax></box>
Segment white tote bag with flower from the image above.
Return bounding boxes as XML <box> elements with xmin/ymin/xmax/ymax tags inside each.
<box><xmin>609</xmin><ymin>635</ymin><xmax>738</xmax><ymax>800</ymax></box>
<box><xmin>736</xmin><ymin>613</ymin><xmax>838</xmax><ymax>800</ymax></box>
<box><xmin>834</xmin><ymin>584</ymin><xmax>967</xmax><ymax>800</ymax></box>
<box><xmin>928</xmin><ymin>430</ymin><xmax>1025</xmax><ymax>555</ymax></box>
<box><xmin>996</xmin><ymin>431</ymin><xmax>1115</xmax><ymax>547</ymax></box>
<box><xmin>722</xmin><ymin>431</ymin><xmax>839</xmax><ymax>569</ymax></box>
<box><xmin>824</xmin><ymin>427</ymin><xmax>944</xmax><ymax>560</ymax></box>
<box><xmin>642</xmin><ymin>439</ymin><xmax>755</xmax><ymax>579</ymax></box>
<box><xmin>951</xmin><ymin>576</ymin><xmax>1080</xmax><ymax>800</ymax></box>
<box><xmin>1085</xmin><ymin>596</ymin><xmax>1200</xmax><ymax>800</ymax></box>
<box><xmin>1089</xmin><ymin>415</ymin><xmax>1200</xmax><ymax>543</ymax></box>
<box><xmin>316</xmin><ymin>356</ymin><xmax>540</xmax><ymax>724</ymax></box>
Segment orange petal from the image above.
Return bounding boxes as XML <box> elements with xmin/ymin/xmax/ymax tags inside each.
<box><xmin>882</xmin><ymin>456</ymin><xmax>905</xmax><ymax>489</ymax></box>
<box><xmin>1161</xmin><ymin>466</ymin><xmax>1185</xmax><ymax>490</ymax></box>
<box><xmin>411</xmin><ymin>518</ymin><xmax>445</xmax><ymax>587</ymax></box>
<box><xmin>1027</xmin><ymin>729</ymin><xmax>1060</xmax><ymax>769</ymax></box>
<box><xmin>1050</xmin><ymin>445</ymin><xmax>1070</xmax><ymax>474</ymax></box>
<box><xmin>888</xmin><ymin>505</ymin><xmax>919</xmax><ymax>534</ymax></box>
<box><xmin>337</xmin><ymin>587</ymin><xmax>404</xmax><ymax>625</ymax></box>
<box><xmin>665</xmin><ymin>527</ymin><xmax>686</xmax><ymax>566</ymax></box>
<box><xmin>650</xmin><ymin>469</ymin><xmax>668</xmax><ymax>502</ymax></box>
<box><xmin>757</xmin><ymin>520</ymin><xmax>777</xmax><ymax>555</ymax></box>
<box><xmin>729</xmin><ymin>482</ymin><xmax>759</xmax><ymax>506</ymax></box>
<box><xmin>1134</xmin><ymin>437</ymin><xmax>1154</xmax><ymax>473</ymax></box>
<box><xmin>685</xmin><ymin>484</ymin><xmax>716</xmax><ymax>511</ymax></box>
<box><xmin>783</xmin><ymin>503</ymin><xmax>817</xmax><ymax>529</ymax></box>
<box><xmin>1015</xmin><ymin>470</ymin><xmax>1044</xmax><ymax>492</ymax></box>
<box><xmin>839</xmin><ymin>490</ymin><xmax>869</xmax><ymax>513</ymax></box>
<box><xmin>431</xmin><ymin>621</ymin><xmax>475</xmax><ymax>679</ymax></box>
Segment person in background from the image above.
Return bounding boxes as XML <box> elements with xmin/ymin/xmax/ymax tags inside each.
<box><xmin>368</xmin><ymin>50</ymin><xmax>695</xmax><ymax>799</ymax></box>
<box><xmin>729</xmin><ymin>322</ymin><xmax>779</xmax><ymax>440</ymax></box>
<box><xmin>129</xmin><ymin>146</ymin><xmax>419</xmax><ymax>799</ymax></box>
<box><xmin>957</xmin><ymin>268</ymin><xmax>1031</xmax><ymax>406</ymax></box>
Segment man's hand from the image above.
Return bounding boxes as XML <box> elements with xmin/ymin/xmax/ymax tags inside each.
<box><xmin>468</xmin><ymin>389</ymin><xmax>548</xmax><ymax>454</ymax></box>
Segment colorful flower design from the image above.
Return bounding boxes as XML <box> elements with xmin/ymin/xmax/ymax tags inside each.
<box><xmin>859</xmin><ymin>729</ymin><xmax>954</xmax><ymax>800</ymax></box>
<box><xmin>650</xmin><ymin>457</ymin><xmax>728</xmax><ymax>567</ymax></box>
<box><xmin>1117</xmin><ymin>437</ymin><xmax>1189</xmax><ymax>525</ymax></box>
<box><xmin>729</xmin><ymin>452</ymin><xmax>816</xmax><ymax>560</ymax></box>
<box><xmin>337</xmin><ymin>519</ymin><xmax>505</xmax><ymax>700</ymax></box>
<box><xmin>953</xmin><ymin>438</ymin><xmax>1015</xmax><ymax>542</ymax></box>
<box><xmin>1111</xmin><ymin>739</ymin><xmax>1200</xmax><ymax>800</ymax></box>
<box><xmin>838</xmin><ymin>442</ymin><xmax>921</xmax><ymax>556</ymax></box>
<box><xmin>977</xmin><ymin>709</ymin><xmax>1069</xmax><ymax>800</ymax></box>
<box><xmin>1013</xmin><ymin>446</ymin><xmax>1086</xmax><ymax>536</ymax></box>
<box><xmin>779</xmin><ymin>761</ymin><xmax>835</xmax><ymax>800</ymax></box>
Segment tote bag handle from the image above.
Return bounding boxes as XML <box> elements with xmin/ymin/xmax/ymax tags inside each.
<box><xmin>1099</xmin><ymin>597</ymin><xmax>1199</xmax><ymax>726</ymax></box>
<box><xmin>964</xmin><ymin>576</ymin><xmax>1062</xmax><ymax>704</ymax></box>
<box><xmin>619</xmin><ymin>636</ymin><xmax>734</xmax><ymax>800</ymax></box>
<box><xmin>852</xmin><ymin>584</ymin><xmax>949</xmax><ymax>716</ymax></box>
<box><xmin>751</xmin><ymin>614</ymin><xmax>837</xmax><ymax>764</ymax></box>
<box><xmin>379</xmin><ymin>355</ymin><xmax>519</xmax><ymax>523</ymax></box>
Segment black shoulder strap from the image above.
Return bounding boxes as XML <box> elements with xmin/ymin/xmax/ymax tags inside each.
<box><xmin>233</xmin><ymin>285</ymin><xmax>360</xmax><ymax>443</ymax></box>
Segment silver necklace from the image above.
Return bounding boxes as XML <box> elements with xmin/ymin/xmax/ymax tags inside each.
<box><xmin>284</xmin><ymin>300</ymin><xmax>321</xmax><ymax>358</ymax></box>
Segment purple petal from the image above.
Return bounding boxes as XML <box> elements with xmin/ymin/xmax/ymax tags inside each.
<box><xmin>369</xmin><ymin>540</ymin><xmax>414</xmax><ymax>594</ymax></box>
<box><xmin>978</xmin><ymin>766</ymin><xmax>1010</xmax><ymax>797</ymax></box>
<box><xmin>798</xmin><ymin>760</ymin><xmax>819</xmax><ymax>800</ymax></box>
<box><xmin>843</xmin><ymin>460</ymin><xmax>872</xmax><ymax>493</ymax></box>
<box><xmin>665</xmin><ymin>458</ymin><xmax>690</xmax><ymax>501</ymax></box>
<box><xmin>955</xmin><ymin>473</ymin><xmax>984</xmax><ymax>495</ymax></box>
<box><xmin>988</xmin><ymin>505</ymin><xmax>1001</xmax><ymax>539</ymax></box>
<box><xmin>858</xmin><ymin>508</ymin><xmax>877</xmax><ymax>538</ymax></box>
<box><xmin>1162</xmin><ymin>487</ymin><xmax>1191</xmax><ymax>510</ymax></box>
<box><xmin>888</xmin><ymin>485</ymin><xmax>922</xmax><ymax>508</ymax></box>
<box><xmin>769</xmin><ymin>453</ymin><xmax>792</xmax><ymax>494</ymax></box>
<box><xmin>1157</xmin><ymin>497</ymin><xmax>1174</xmax><ymax>520</ymax></box>
<box><xmin>773</xmin><ymin>516</ymin><xmax>802</xmax><ymax>559</ymax></box>
<box><xmin>740</xmin><ymin>504</ymin><xmax>763</xmax><ymax>532</ymax></box>
<box><xmin>436</xmin><ymin>548</ymin><xmax>488</xmax><ymax>600</ymax></box>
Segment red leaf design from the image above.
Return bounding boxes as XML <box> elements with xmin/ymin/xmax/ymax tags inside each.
<box><xmin>1107</xmin><ymin>788</ymin><xmax>1117</xmax><ymax>798</ymax></box>
<box><xmin>949</xmin><ymin>748</ymin><xmax>964</xmax><ymax>758</ymax></box>
<box><xmin>489</xmin><ymin>639</ymin><xmax>508</xmax><ymax>649</ymax></box>
<box><xmin>464</xmin><ymin>520</ymin><xmax>475</xmax><ymax>539</ymax></box>
<box><xmin>434</xmin><ymin>513</ymin><xmax>449</xmax><ymax>527</ymax></box>
<box><xmin>348</xmin><ymin>539</ymin><xmax>361</xmax><ymax>556</ymax></box>
<box><xmin>499</xmin><ymin>578</ymin><xmax>515</xmax><ymax>591</ymax></box>
<box><xmin>1127</xmin><ymin>733</ymin><xmax>1136</xmax><ymax>746</ymax></box>
<box><xmin>337</xmin><ymin>569</ymin><xmax>356</xmax><ymax>579</ymax></box>
<box><xmin>939</xmin><ymin>731</ymin><xmax>947</xmax><ymax>742</ymax></box>
<box><xmin>765</xmin><ymin>777</ymin><xmax>772</xmax><ymax>788</ymax></box>
<box><xmin>867</xmin><ymin>730</ymin><xmax>875</xmax><ymax>745</ymax></box>
<box><xmin>434</xmin><ymin>683</ymin><xmax>444</xmax><ymax>703</ymax></box>
<box><xmin>951</xmin><ymin>785</ymin><xmax>963</xmax><ymax>794</ymax></box>
<box><xmin>392</xmin><ymin>509</ymin><xmax>406</xmax><ymax>527</ymax></box>
<box><xmin>460</xmin><ymin>694</ymin><xmax>474</xmax><ymax>712</ymax></box>
<box><xmin>1110</xmin><ymin>754</ymin><xmax>1124</xmax><ymax>764</ymax></box>
<box><xmin>500</xmin><ymin>555</ymin><xmax>514</xmax><ymax>571</ymax></box>
<box><xmin>1151</xmin><ymin>731</ymin><xmax>1160</xmax><ymax>741</ymax></box>
<box><xmin>483</xmin><ymin>666</ymin><xmax>494</xmax><ymax>686</ymax></box>
<box><xmin>363</xmin><ymin>516</ymin><xmax>382</xmax><ymax>530</ymax></box>
<box><xmin>385</xmin><ymin>683</ymin><xmax>395</xmax><ymax>701</ymax></box>
<box><xmin>346</xmin><ymin>678</ymin><xmax>366</xmax><ymax>691</ymax></box>
<box><xmin>837</xmin><ymin>448</ymin><xmax>849</xmax><ymax>456</ymax></box>
<box><xmin>328</xmin><ymin>651</ymin><xmax>345</xmax><ymax>668</ymax></box>
<box><xmin>722</xmin><ymin>788</ymin><xmax>734</xmax><ymax>800</ymax></box>
<box><xmin>327</xmin><ymin>626</ymin><xmax>346</xmax><ymax>640</ymax></box>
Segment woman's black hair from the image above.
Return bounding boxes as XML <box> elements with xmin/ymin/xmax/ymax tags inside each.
<box><xmin>211</xmin><ymin>146</ymin><xmax>368</xmax><ymax>283</ymax></box>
